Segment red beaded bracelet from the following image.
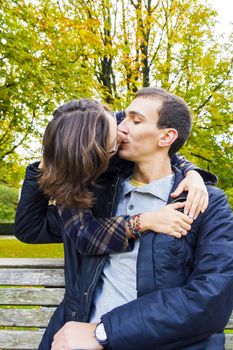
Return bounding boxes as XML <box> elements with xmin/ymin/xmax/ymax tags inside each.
<box><xmin>126</xmin><ymin>214</ymin><xmax>142</xmax><ymax>239</ymax></box>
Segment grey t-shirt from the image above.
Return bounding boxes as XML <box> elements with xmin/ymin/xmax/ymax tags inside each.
<box><xmin>90</xmin><ymin>173</ymin><xmax>174</xmax><ymax>323</ymax></box>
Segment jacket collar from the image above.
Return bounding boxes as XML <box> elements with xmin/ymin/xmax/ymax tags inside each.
<box><xmin>167</xmin><ymin>165</ymin><xmax>188</xmax><ymax>204</ymax></box>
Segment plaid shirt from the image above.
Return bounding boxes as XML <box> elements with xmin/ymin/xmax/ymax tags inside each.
<box><xmin>58</xmin><ymin>207</ymin><xmax>131</xmax><ymax>255</ymax></box>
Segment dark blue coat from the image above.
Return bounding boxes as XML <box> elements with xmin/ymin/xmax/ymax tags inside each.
<box><xmin>14</xmin><ymin>157</ymin><xmax>233</xmax><ymax>350</ymax></box>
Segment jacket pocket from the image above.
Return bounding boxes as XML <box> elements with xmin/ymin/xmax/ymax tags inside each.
<box><xmin>152</xmin><ymin>234</ymin><xmax>193</xmax><ymax>290</ymax></box>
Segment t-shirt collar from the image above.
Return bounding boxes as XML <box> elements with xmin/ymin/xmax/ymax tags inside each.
<box><xmin>121</xmin><ymin>173</ymin><xmax>175</xmax><ymax>202</ymax></box>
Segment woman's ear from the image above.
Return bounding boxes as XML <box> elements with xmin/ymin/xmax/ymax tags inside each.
<box><xmin>158</xmin><ymin>128</ymin><xmax>178</xmax><ymax>148</ymax></box>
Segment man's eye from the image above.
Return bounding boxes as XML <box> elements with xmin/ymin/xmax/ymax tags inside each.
<box><xmin>133</xmin><ymin>120</ymin><xmax>141</xmax><ymax>124</ymax></box>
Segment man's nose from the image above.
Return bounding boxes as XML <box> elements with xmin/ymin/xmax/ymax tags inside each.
<box><xmin>118</xmin><ymin>119</ymin><xmax>129</xmax><ymax>134</ymax></box>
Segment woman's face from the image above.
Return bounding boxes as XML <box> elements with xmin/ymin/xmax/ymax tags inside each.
<box><xmin>105</xmin><ymin>112</ymin><xmax>118</xmax><ymax>157</ymax></box>
<box><xmin>105</xmin><ymin>112</ymin><xmax>126</xmax><ymax>158</ymax></box>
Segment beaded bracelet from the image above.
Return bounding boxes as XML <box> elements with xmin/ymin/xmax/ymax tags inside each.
<box><xmin>126</xmin><ymin>214</ymin><xmax>142</xmax><ymax>239</ymax></box>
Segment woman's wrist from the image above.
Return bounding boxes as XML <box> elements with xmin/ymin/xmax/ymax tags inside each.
<box><xmin>125</xmin><ymin>213</ymin><xmax>156</xmax><ymax>238</ymax></box>
<box><xmin>125</xmin><ymin>214</ymin><xmax>142</xmax><ymax>239</ymax></box>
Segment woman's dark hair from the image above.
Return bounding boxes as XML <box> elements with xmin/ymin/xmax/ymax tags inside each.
<box><xmin>39</xmin><ymin>99</ymin><xmax>110</xmax><ymax>209</ymax></box>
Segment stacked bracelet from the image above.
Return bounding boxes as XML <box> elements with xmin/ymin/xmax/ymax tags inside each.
<box><xmin>126</xmin><ymin>214</ymin><xmax>142</xmax><ymax>239</ymax></box>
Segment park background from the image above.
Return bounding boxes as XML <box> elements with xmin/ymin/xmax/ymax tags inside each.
<box><xmin>0</xmin><ymin>0</ymin><xmax>232</xmax><ymax>258</ymax></box>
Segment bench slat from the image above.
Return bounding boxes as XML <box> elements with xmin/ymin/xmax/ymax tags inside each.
<box><xmin>0</xmin><ymin>258</ymin><xmax>64</xmax><ymax>268</ymax></box>
<box><xmin>225</xmin><ymin>334</ymin><xmax>233</xmax><ymax>350</ymax></box>
<box><xmin>0</xmin><ymin>287</ymin><xmax>65</xmax><ymax>305</ymax></box>
<box><xmin>0</xmin><ymin>307</ymin><xmax>56</xmax><ymax>327</ymax></box>
<box><xmin>0</xmin><ymin>268</ymin><xmax>65</xmax><ymax>286</ymax></box>
<box><xmin>226</xmin><ymin>313</ymin><xmax>233</xmax><ymax>329</ymax></box>
<box><xmin>0</xmin><ymin>330</ymin><xmax>44</xmax><ymax>349</ymax></box>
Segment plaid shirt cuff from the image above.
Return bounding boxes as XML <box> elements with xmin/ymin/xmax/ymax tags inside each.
<box><xmin>58</xmin><ymin>207</ymin><xmax>130</xmax><ymax>255</ymax></box>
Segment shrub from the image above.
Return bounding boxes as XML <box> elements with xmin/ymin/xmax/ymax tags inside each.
<box><xmin>0</xmin><ymin>185</ymin><xmax>19</xmax><ymax>222</ymax></box>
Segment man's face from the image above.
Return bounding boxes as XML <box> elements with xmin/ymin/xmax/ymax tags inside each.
<box><xmin>118</xmin><ymin>97</ymin><xmax>164</xmax><ymax>163</ymax></box>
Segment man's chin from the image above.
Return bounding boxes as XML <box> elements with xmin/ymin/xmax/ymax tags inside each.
<box><xmin>118</xmin><ymin>149</ymin><xmax>133</xmax><ymax>161</ymax></box>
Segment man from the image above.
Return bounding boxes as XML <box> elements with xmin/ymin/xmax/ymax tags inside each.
<box><xmin>15</xmin><ymin>88</ymin><xmax>232</xmax><ymax>350</ymax></box>
<box><xmin>52</xmin><ymin>88</ymin><xmax>233</xmax><ymax>349</ymax></box>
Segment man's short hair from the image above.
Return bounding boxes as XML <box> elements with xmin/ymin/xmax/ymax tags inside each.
<box><xmin>135</xmin><ymin>87</ymin><xmax>193</xmax><ymax>157</ymax></box>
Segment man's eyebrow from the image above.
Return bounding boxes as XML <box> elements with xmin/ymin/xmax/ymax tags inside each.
<box><xmin>127</xmin><ymin>110</ymin><xmax>146</xmax><ymax>119</ymax></box>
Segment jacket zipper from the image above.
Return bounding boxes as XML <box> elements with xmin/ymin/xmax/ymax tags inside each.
<box><xmin>83</xmin><ymin>179</ymin><xmax>119</xmax><ymax>321</ymax></box>
<box><xmin>83</xmin><ymin>256</ymin><xmax>107</xmax><ymax>322</ymax></box>
<box><xmin>110</xmin><ymin>177</ymin><xmax>120</xmax><ymax>216</ymax></box>
<box><xmin>83</xmin><ymin>184</ymin><xmax>187</xmax><ymax>320</ymax></box>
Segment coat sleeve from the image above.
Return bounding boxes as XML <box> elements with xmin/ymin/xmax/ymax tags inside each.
<box><xmin>58</xmin><ymin>207</ymin><xmax>131</xmax><ymax>255</ymax></box>
<box><xmin>101</xmin><ymin>188</ymin><xmax>233</xmax><ymax>349</ymax></box>
<box><xmin>171</xmin><ymin>153</ymin><xmax>218</xmax><ymax>184</ymax></box>
<box><xmin>14</xmin><ymin>162</ymin><xmax>63</xmax><ymax>244</ymax></box>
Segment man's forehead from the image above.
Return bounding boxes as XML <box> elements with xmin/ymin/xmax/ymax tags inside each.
<box><xmin>126</xmin><ymin>97</ymin><xmax>162</xmax><ymax>118</ymax></box>
<box><xmin>125</xmin><ymin>109</ymin><xmax>146</xmax><ymax>118</ymax></box>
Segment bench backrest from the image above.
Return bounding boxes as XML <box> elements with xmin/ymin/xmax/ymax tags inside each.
<box><xmin>0</xmin><ymin>258</ymin><xmax>233</xmax><ymax>349</ymax></box>
<box><xmin>0</xmin><ymin>258</ymin><xmax>65</xmax><ymax>349</ymax></box>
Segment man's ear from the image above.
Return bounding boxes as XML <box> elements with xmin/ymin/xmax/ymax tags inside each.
<box><xmin>158</xmin><ymin>128</ymin><xmax>178</xmax><ymax>148</ymax></box>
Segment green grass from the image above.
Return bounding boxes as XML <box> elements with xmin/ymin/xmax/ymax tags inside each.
<box><xmin>0</xmin><ymin>238</ymin><xmax>64</xmax><ymax>258</ymax></box>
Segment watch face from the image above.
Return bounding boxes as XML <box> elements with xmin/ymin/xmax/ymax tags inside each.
<box><xmin>96</xmin><ymin>322</ymin><xmax>107</xmax><ymax>342</ymax></box>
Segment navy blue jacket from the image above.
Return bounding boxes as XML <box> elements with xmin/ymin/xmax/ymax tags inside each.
<box><xmin>14</xmin><ymin>156</ymin><xmax>233</xmax><ymax>350</ymax></box>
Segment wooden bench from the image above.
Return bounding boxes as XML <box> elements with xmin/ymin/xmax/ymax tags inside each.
<box><xmin>0</xmin><ymin>258</ymin><xmax>65</xmax><ymax>349</ymax></box>
<box><xmin>0</xmin><ymin>258</ymin><xmax>233</xmax><ymax>350</ymax></box>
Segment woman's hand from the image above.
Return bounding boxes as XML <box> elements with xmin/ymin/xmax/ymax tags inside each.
<box><xmin>170</xmin><ymin>170</ymin><xmax>208</xmax><ymax>220</ymax></box>
<box><xmin>38</xmin><ymin>160</ymin><xmax>44</xmax><ymax>169</ymax></box>
<box><xmin>140</xmin><ymin>202</ymin><xmax>193</xmax><ymax>239</ymax></box>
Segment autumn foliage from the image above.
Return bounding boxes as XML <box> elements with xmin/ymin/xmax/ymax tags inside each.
<box><xmin>0</xmin><ymin>0</ymin><xmax>232</xmax><ymax>196</ymax></box>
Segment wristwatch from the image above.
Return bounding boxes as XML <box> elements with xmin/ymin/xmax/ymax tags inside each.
<box><xmin>94</xmin><ymin>322</ymin><xmax>108</xmax><ymax>348</ymax></box>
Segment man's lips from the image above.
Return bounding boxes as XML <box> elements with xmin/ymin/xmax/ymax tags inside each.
<box><xmin>118</xmin><ymin>141</ymin><xmax>129</xmax><ymax>149</ymax></box>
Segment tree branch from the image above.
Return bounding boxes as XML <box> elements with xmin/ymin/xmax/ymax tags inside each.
<box><xmin>0</xmin><ymin>111</ymin><xmax>35</xmax><ymax>161</ymax></box>
<box><xmin>149</xmin><ymin>21</ymin><xmax>166</xmax><ymax>68</ymax></box>
<box><xmin>130</xmin><ymin>0</ymin><xmax>138</xmax><ymax>9</ymax></box>
<box><xmin>195</xmin><ymin>58</ymin><xmax>233</xmax><ymax>112</ymax></box>
<box><xmin>190</xmin><ymin>152</ymin><xmax>213</xmax><ymax>163</ymax></box>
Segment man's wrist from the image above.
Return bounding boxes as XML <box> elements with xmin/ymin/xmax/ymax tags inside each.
<box><xmin>94</xmin><ymin>322</ymin><xmax>108</xmax><ymax>349</ymax></box>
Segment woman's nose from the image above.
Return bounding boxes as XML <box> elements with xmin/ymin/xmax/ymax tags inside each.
<box><xmin>117</xmin><ymin>130</ymin><xmax>127</xmax><ymax>143</ymax></box>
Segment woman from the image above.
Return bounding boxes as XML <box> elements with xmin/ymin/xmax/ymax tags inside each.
<box><xmin>15</xmin><ymin>98</ymin><xmax>213</xmax><ymax>349</ymax></box>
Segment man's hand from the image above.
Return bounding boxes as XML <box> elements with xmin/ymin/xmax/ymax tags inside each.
<box><xmin>51</xmin><ymin>321</ymin><xmax>102</xmax><ymax>350</ymax></box>
<box><xmin>170</xmin><ymin>170</ymin><xmax>208</xmax><ymax>220</ymax></box>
